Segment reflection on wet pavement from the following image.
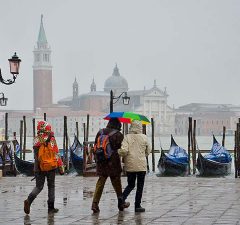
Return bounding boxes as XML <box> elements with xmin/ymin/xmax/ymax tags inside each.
<box><xmin>0</xmin><ymin>175</ymin><xmax>240</xmax><ymax>224</ymax></box>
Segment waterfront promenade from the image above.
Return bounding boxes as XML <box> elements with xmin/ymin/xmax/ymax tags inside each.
<box><xmin>1</xmin><ymin>174</ymin><xmax>240</xmax><ymax>225</ymax></box>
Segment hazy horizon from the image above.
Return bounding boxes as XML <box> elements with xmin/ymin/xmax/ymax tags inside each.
<box><xmin>0</xmin><ymin>0</ymin><xmax>239</xmax><ymax>110</ymax></box>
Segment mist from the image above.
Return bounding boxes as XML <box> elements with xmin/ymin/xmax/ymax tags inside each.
<box><xmin>0</xmin><ymin>0</ymin><xmax>239</xmax><ymax>110</ymax></box>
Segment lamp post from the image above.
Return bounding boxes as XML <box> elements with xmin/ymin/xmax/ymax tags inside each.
<box><xmin>110</xmin><ymin>89</ymin><xmax>130</xmax><ymax>113</ymax></box>
<box><xmin>0</xmin><ymin>52</ymin><xmax>21</xmax><ymax>106</ymax></box>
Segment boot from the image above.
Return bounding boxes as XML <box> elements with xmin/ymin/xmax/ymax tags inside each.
<box><xmin>91</xmin><ymin>202</ymin><xmax>100</xmax><ymax>213</ymax></box>
<box><xmin>118</xmin><ymin>197</ymin><xmax>130</xmax><ymax>211</ymax></box>
<box><xmin>24</xmin><ymin>199</ymin><xmax>31</xmax><ymax>214</ymax></box>
<box><xmin>48</xmin><ymin>202</ymin><xmax>59</xmax><ymax>213</ymax></box>
<box><xmin>135</xmin><ymin>205</ymin><xmax>145</xmax><ymax>212</ymax></box>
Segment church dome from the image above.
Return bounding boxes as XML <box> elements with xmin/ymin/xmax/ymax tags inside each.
<box><xmin>104</xmin><ymin>65</ymin><xmax>128</xmax><ymax>93</ymax></box>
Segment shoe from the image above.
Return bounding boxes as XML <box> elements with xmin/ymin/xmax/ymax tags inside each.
<box><xmin>48</xmin><ymin>202</ymin><xmax>59</xmax><ymax>213</ymax></box>
<box><xmin>118</xmin><ymin>197</ymin><xmax>130</xmax><ymax>211</ymax></box>
<box><xmin>135</xmin><ymin>206</ymin><xmax>145</xmax><ymax>212</ymax></box>
<box><xmin>91</xmin><ymin>202</ymin><xmax>100</xmax><ymax>213</ymax></box>
<box><xmin>48</xmin><ymin>208</ymin><xmax>59</xmax><ymax>213</ymax></box>
<box><xmin>24</xmin><ymin>199</ymin><xmax>30</xmax><ymax>214</ymax></box>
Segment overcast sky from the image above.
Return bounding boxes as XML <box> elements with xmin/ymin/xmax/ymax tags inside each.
<box><xmin>0</xmin><ymin>0</ymin><xmax>239</xmax><ymax>110</ymax></box>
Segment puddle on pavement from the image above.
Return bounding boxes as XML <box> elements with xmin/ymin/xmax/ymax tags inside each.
<box><xmin>83</xmin><ymin>187</ymin><xmax>94</xmax><ymax>198</ymax></box>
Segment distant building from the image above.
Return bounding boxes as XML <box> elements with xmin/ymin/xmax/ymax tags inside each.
<box><xmin>57</xmin><ymin>68</ymin><xmax>175</xmax><ymax>135</ymax></box>
<box><xmin>175</xmin><ymin>103</ymin><xmax>240</xmax><ymax>136</ymax></box>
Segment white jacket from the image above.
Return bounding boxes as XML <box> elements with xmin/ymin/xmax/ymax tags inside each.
<box><xmin>118</xmin><ymin>120</ymin><xmax>151</xmax><ymax>172</ymax></box>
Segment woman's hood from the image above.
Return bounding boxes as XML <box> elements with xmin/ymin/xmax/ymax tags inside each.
<box><xmin>129</xmin><ymin>120</ymin><xmax>142</xmax><ymax>134</ymax></box>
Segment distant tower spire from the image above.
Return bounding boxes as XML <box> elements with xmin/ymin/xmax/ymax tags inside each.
<box><xmin>90</xmin><ymin>77</ymin><xmax>96</xmax><ymax>92</ymax></box>
<box><xmin>37</xmin><ymin>14</ymin><xmax>48</xmax><ymax>48</ymax></box>
<box><xmin>153</xmin><ymin>79</ymin><xmax>157</xmax><ymax>88</ymax></box>
<box><xmin>112</xmin><ymin>64</ymin><xmax>120</xmax><ymax>76</ymax></box>
<box><xmin>73</xmin><ymin>77</ymin><xmax>78</xmax><ymax>98</ymax></box>
<box><xmin>33</xmin><ymin>15</ymin><xmax>52</xmax><ymax>111</ymax></box>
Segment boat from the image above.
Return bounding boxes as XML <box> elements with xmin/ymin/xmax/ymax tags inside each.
<box><xmin>70</xmin><ymin>135</ymin><xmax>84</xmax><ymax>175</ymax></box>
<box><xmin>14</xmin><ymin>145</ymin><xmax>34</xmax><ymax>176</ymax></box>
<box><xmin>196</xmin><ymin>135</ymin><xmax>232</xmax><ymax>176</ymax></box>
<box><xmin>157</xmin><ymin>135</ymin><xmax>189</xmax><ymax>176</ymax></box>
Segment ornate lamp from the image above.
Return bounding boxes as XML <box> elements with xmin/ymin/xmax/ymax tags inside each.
<box><xmin>110</xmin><ymin>90</ymin><xmax>130</xmax><ymax>113</ymax></box>
<box><xmin>122</xmin><ymin>92</ymin><xmax>130</xmax><ymax>105</ymax></box>
<box><xmin>0</xmin><ymin>52</ymin><xmax>21</xmax><ymax>85</ymax></box>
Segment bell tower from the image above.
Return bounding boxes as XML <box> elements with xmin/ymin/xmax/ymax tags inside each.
<box><xmin>33</xmin><ymin>15</ymin><xmax>52</xmax><ymax>111</ymax></box>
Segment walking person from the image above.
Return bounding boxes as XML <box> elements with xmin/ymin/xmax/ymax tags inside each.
<box><xmin>91</xmin><ymin>118</ymin><xmax>130</xmax><ymax>213</ymax></box>
<box><xmin>118</xmin><ymin>120</ymin><xmax>151</xmax><ymax>212</ymax></box>
<box><xmin>24</xmin><ymin>121</ymin><xmax>64</xmax><ymax>214</ymax></box>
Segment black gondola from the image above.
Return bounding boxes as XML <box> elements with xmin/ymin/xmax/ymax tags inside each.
<box><xmin>14</xmin><ymin>152</ymin><xmax>34</xmax><ymax>176</ymax></box>
<box><xmin>70</xmin><ymin>135</ymin><xmax>83</xmax><ymax>175</ymax></box>
<box><xmin>196</xmin><ymin>135</ymin><xmax>232</xmax><ymax>176</ymax></box>
<box><xmin>157</xmin><ymin>135</ymin><xmax>189</xmax><ymax>176</ymax></box>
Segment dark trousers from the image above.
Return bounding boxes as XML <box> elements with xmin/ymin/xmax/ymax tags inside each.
<box><xmin>122</xmin><ymin>171</ymin><xmax>146</xmax><ymax>208</ymax></box>
<box><xmin>28</xmin><ymin>170</ymin><xmax>56</xmax><ymax>206</ymax></box>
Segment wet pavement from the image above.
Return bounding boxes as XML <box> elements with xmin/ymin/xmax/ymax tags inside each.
<box><xmin>1</xmin><ymin>173</ymin><xmax>240</xmax><ymax>225</ymax></box>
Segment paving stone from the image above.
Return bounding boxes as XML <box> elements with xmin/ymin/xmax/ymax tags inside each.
<box><xmin>1</xmin><ymin>174</ymin><xmax>240</xmax><ymax>224</ymax></box>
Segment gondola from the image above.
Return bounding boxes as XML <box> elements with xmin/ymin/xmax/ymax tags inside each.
<box><xmin>157</xmin><ymin>135</ymin><xmax>189</xmax><ymax>176</ymax></box>
<box><xmin>196</xmin><ymin>135</ymin><xmax>232</xmax><ymax>176</ymax></box>
<box><xmin>70</xmin><ymin>135</ymin><xmax>84</xmax><ymax>175</ymax></box>
<box><xmin>14</xmin><ymin>148</ymin><xmax>34</xmax><ymax>176</ymax></box>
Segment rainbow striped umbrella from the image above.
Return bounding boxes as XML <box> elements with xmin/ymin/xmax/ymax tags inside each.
<box><xmin>104</xmin><ymin>112</ymin><xmax>150</xmax><ymax>125</ymax></box>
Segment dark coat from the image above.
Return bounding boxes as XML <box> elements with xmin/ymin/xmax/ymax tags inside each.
<box><xmin>95</xmin><ymin>128</ymin><xmax>123</xmax><ymax>177</ymax></box>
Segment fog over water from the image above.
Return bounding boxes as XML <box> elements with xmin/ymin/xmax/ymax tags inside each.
<box><xmin>22</xmin><ymin>135</ymin><xmax>235</xmax><ymax>151</ymax></box>
<box><xmin>0</xmin><ymin>0</ymin><xmax>240</xmax><ymax>110</ymax></box>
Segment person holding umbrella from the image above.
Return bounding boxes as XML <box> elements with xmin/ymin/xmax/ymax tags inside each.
<box><xmin>91</xmin><ymin>118</ymin><xmax>130</xmax><ymax>213</ymax></box>
<box><xmin>118</xmin><ymin>120</ymin><xmax>151</xmax><ymax>212</ymax></box>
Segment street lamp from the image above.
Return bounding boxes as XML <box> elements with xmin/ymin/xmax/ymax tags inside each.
<box><xmin>110</xmin><ymin>90</ymin><xmax>130</xmax><ymax>113</ymax></box>
<box><xmin>0</xmin><ymin>52</ymin><xmax>21</xmax><ymax>85</ymax></box>
<box><xmin>0</xmin><ymin>93</ymin><xmax>8</xmax><ymax>106</ymax></box>
<box><xmin>0</xmin><ymin>52</ymin><xmax>21</xmax><ymax>106</ymax></box>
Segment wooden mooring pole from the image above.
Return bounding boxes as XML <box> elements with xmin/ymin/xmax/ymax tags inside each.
<box><xmin>76</xmin><ymin>121</ymin><xmax>79</xmax><ymax>140</ymax></box>
<box><xmin>192</xmin><ymin>119</ymin><xmax>196</xmax><ymax>175</ymax></box>
<box><xmin>83</xmin><ymin>123</ymin><xmax>86</xmax><ymax>142</ymax></box>
<box><xmin>187</xmin><ymin>117</ymin><xmax>192</xmax><ymax>175</ymax></box>
<box><xmin>151</xmin><ymin>118</ymin><xmax>155</xmax><ymax>172</ymax></box>
<box><xmin>234</xmin><ymin>130</ymin><xmax>237</xmax><ymax>178</ymax></box>
<box><xmin>44</xmin><ymin>113</ymin><xmax>47</xmax><ymax>121</ymax></box>
<box><xmin>5</xmin><ymin>113</ymin><xmax>8</xmax><ymax>141</ymax></box>
<box><xmin>123</xmin><ymin>123</ymin><xmax>128</xmax><ymax>135</ymax></box>
<box><xmin>32</xmin><ymin>118</ymin><xmax>36</xmax><ymax>138</ymax></box>
<box><xmin>63</xmin><ymin>116</ymin><xmax>69</xmax><ymax>171</ymax></box>
<box><xmin>86</xmin><ymin>114</ymin><xmax>89</xmax><ymax>142</ymax></box>
<box><xmin>20</xmin><ymin>120</ymin><xmax>23</xmax><ymax>160</ymax></box>
<box><xmin>235</xmin><ymin>120</ymin><xmax>240</xmax><ymax>178</ymax></box>
<box><xmin>142</xmin><ymin>124</ymin><xmax>149</xmax><ymax>173</ymax></box>
<box><xmin>222</xmin><ymin>126</ymin><xmax>226</xmax><ymax>147</ymax></box>
<box><xmin>23</xmin><ymin>116</ymin><xmax>26</xmax><ymax>161</ymax></box>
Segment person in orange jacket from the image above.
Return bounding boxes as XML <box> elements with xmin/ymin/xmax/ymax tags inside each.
<box><xmin>24</xmin><ymin>121</ymin><xmax>64</xmax><ymax>214</ymax></box>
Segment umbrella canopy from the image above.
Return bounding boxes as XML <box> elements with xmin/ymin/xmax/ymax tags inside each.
<box><xmin>104</xmin><ymin>112</ymin><xmax>150</xmax><ymax>125</ymax></box>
